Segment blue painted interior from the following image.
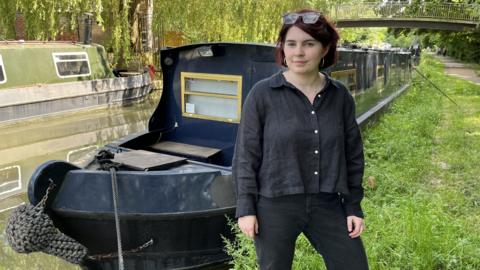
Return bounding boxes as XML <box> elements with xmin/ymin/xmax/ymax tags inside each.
<box><xmin>149</xmin><ymin>43</ymin><xmax>281</xmax><ymax>166</ymax></box>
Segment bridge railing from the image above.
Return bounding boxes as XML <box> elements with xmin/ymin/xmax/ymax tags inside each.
<box><xmin>329</xmin><ymin>2</ymin><xmax>480</xmax><ymax>22</ymax></box>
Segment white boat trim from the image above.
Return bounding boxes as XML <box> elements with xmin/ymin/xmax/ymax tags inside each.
<box><xmin>0</xmin><ymin>165</ymin><xmax>22</xmax><ymax>197</ymax></box>
<box><xmin>0</xmin><ymin>54</ymin><xmax>6</xmax><ymax>84</ymax></box>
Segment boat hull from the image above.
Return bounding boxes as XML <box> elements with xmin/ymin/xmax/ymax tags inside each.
<box><xmin>0</xmin><ymin>73</ymin><xmax>152</xmax><ymax>123</ymax></box>
<box><xmin>56</xmin><ymin>210</ymin><xmax>234</xmax><ymax>270</ymax></box>
<box><xmin>28</xmin><ymin>161</ymin><xmax>236</xmax><ymax>270</ymax></box>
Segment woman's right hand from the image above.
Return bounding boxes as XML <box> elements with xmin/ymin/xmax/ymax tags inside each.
<box><xmin>238</xmin><ymin>215</ymin><xmax>258</xmax><ymax>239</ymax></box>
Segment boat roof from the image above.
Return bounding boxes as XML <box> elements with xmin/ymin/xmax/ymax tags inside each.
<box><xmin>0</xmin><ymin>41</ymin><xmax>102</xmax><ymax>49</ymax></box>
<box><xmin>162</xmin><ymin>41</ymin><xmax>276</xmax><ymax>51</ymax></box>
<box><xmin>0</xmin><ymin>41</ymin><xmax>112</xmax><ymax>89</ymax></box>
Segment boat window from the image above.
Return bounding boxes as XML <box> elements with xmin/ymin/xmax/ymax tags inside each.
<box><xmin>181</xmin><ymin>72</ymin><xmax>242</xmax><ymax>123</ymax></box>
<box><xmin>52</xmin><ymin>52</ymin><xmax>91</xmax><ymax>78</ymax></box>
<box><xmin>331</xmin><ymin>69</ymin><xmax>356</xmax><ymax>92</ymax></box>
<box><xmin>377</xmin><ymin>65</ymin><xmax>385</xmax><ymax>81</ymax></box>
<box><xmin>0</xmin><ymin>55</ymin><xmax>6</xmax><ymax>84</ymax></box>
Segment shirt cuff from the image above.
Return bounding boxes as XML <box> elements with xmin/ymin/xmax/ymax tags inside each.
<box><xmin>235</xmin><ymin>194</ymin><xmax>257</xmax><ymax>218</ymax></box>
<box><xmin>343</xmin><ymin>202</ymin><xmax>364</xmax><ymax>218</ymax></box>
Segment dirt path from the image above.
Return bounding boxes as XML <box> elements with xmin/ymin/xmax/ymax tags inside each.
<box><xmin>435</xmin><ymin>55</ymin><xmax>480</xmax><ymax>85</ymax></box>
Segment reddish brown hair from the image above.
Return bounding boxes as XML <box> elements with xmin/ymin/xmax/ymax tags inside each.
<box><xmin>275</xmin><ymin>9</ymin><xmax>339</xmax><ymax>69</ymax></box>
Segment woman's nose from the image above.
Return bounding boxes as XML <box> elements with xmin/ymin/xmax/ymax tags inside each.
<box><xmin>293</xmin><ymin>45</ymin><xmax>304</xmax><ymax>55</ymax></box>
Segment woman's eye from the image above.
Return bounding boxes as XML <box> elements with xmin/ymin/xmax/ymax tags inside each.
<box><xmin>306</xmin><ymin>42</ymin><xmax>315</xmax><ymax>47</ymax></box>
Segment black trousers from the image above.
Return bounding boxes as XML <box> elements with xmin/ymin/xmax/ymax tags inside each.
<box><xmin>254</xmin><ymin>193</ymin><xmax>369</xmax><ymax>270</ymax></box>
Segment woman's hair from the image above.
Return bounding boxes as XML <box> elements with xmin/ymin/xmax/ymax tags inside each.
<box><xmin>275</xmin><ymin>9</ymin><xmax>339</xmax><ymax>69</ymax></box>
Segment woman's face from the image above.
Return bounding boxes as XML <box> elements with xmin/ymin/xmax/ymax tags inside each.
<box><xmin>283</xmin><ymin>26</ymin><xmax>328</xmax><ymax>75</ymax></box>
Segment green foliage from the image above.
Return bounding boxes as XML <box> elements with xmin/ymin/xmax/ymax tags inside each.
<box><xmin>0</xmin><ymin>0</ymin><xmax>17</xmax><ymax>39</ymax></box>
<box><xmin>340</xmin><ymin>27</ymin><xmax>388</xmax><ymax>46</ymax></box>
<box><xmin>4</xmin><ymin>1</ymin><xmax>477</xmax><ymax>69</ymax></box>
<box><xmin>155</xmin><ymin>0</ymin><xmax>309</xmax><ymax>44</ymax></box>
<box><xmin>389</xmin><ymin>28</ymin><xmax>480</xmax><ymax>63</ymax></box>
<box><xmin>434</xmin><ymin>31</ymin><xmax>480</xmax><ymax>63</ymax></box>
<box><xmin>384</xmin><ymin>30</ymin><xmax>416</xmax><ymax>48</ymax></box>
<box><xmin>12</xmin><ymin>0</ymin><xmax>101</xmax><ymax>40</ymax></box>
<box><xmin>153</xmin><ymin>0</ymin><xmax>372</xmax><ymax>45</ymax></box>
<box><xmin>1</xmin><ymin>0</ymin><xmax>422</xmax><ymax>66</ymax></box>
<box><xmin>0</xmin><ymin>0</ymin><xmax>128</xmax><ymax>65</ymax></box>
<box><xmin>362</xmin><ymin>55</ymin><xmax>480</xmax><ymax>269</ymax></box>
<box><xmin>223</xmin><ymin>217</ymin><xmax>258</xmax><ymax>270</ymax></box>
<box><xmin>101</xmin><ymin>0</ymin><xmax>132</xmax><ymax>65</ymax></box>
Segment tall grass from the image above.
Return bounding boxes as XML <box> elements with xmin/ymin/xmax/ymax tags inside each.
<box><xmin>224</xmin><ymin>55</ymin><xmax>480</xmax><ymax>269</ymax></box>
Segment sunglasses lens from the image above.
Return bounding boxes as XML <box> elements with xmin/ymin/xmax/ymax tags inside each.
<box><xmin>302</xmin><ymin>13</ymin><xmax>320</xmax><ymax>24</ymax></box>
<box><xmin>282</xmin><ymin>12</ymin><xmax>320</xmax><ymax>25</ymax></box>
<box><xmin>283</xmin><ymin>13</ymin><xmax>299</xmax><ymax>24</ymax></box>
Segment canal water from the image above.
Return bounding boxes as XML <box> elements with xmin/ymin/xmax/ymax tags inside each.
<box><xmin>0</xmin><ymin>71</ymin><xmax>408</xmax><ymax>269</ymax></box>
<box><xmin>0</xmin><ymin>91</ymin><xmax>161</xmax><ymax>270</ymax></box>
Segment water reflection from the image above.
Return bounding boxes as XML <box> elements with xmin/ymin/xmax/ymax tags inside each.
<box><xmin>0</xmin><ymin>91</ymin><xmax>161</xmax><ymax>269</ymax></box>
<box><xmin>354</xmin><ymin>67</ymin><xmax>411</xmax><ymax>117</ymax></box>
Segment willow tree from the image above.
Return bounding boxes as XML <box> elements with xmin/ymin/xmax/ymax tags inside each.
<box><xmin>153</xmin><ymin>0</ymin><xmax>337</xmax><ymax>45</ymax></box>
<box><xmin>0</xmin><ymin>0</ymin><xmax>136</xmax><ymax>66</ymax></box>
<box><xmin>0</xmin><ymin>0</ymin><xmax>18</xmax><ymax>39</ymax></box>
<box><xmin>12</xmin><ymin>0</ymin><xmax>104</xmax><ymax>40</ymax></box>
<box><xmin>1</xmin><ymin>0</ymin><xmax>396</xmax><ymax>66</ymax></box>
<box><xmin>153</xmin><ymin>0</ymin><xmax>373</xmax><ymax>46</ymax></box>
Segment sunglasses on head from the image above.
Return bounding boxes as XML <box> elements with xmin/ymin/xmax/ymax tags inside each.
<box><xmin>282</xmin><ymin>12</ymin><xmax>321</xmax><ymax>25</ymax></box>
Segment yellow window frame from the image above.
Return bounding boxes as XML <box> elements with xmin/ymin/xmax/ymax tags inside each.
<box><xmin>181</xmin><ymin>72</ymin><xmax>243</xmax><ymax>123</ymax></box>
<box><xmin>331</xmin><ymin>69</ymin><xmax>356</xmax><ymax>92</ymax></box>
<box><xmin>377</xmin><ymin>65</ymin><xmax>385</xmax><ymax>81</ymax></box>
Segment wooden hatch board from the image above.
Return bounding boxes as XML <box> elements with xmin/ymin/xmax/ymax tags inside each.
<box><xmin>112</xmin><ymin>150</ymin><xmax>186</xmax><ymax>171</ymax></box>
<box><xmin>150</xmin><ymin>141</ymin><xmax>221</xmax><ymax>159</ymax></box>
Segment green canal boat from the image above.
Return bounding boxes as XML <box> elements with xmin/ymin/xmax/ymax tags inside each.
<box><xmin>0</xmin><ymin>41</ymin><xmax>153</xmax><ymax>123</ymax></box>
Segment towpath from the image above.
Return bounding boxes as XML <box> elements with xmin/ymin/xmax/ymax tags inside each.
<box><xmin>435</xmin><ymin>55</ymin><xmax>480</xmax><ymax>85</ymax></box>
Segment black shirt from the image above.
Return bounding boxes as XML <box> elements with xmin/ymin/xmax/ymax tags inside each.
<box><xmin>233</xmin><ymin>71</ymin><xmax>365</xmax><ymax>218</ymax></box>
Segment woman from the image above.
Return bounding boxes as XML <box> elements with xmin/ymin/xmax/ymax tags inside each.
<box><xmin>232</xmin><ymin>9</ymin><xmax>369</xmax><ymax>270</ymax></box>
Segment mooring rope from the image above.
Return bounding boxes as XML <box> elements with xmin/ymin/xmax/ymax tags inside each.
<box><xmin>109</xmin><ymin>165</ymin><xmax>125</xmax><ymax>270</ymax></box>
<box><xmin>413</xmin><ymin>66</ymin><xmax>458</xmax><ymax>106</ymax></box>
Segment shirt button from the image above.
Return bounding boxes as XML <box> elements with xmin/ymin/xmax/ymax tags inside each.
<box><xmin>311</xmin><ymin>111</ymin><xmax>315</xmax><ymax>114</ymax></box>
<box><xmin>318</xmin><ymin>94</ymin><xmax>322</xmax><ymax>98</ymax></box>
<box><xmin>314</xmin><ymin>171</ymin><xmax>318</xmax><ymax>175</ymax></box>
<box><xmin>314</xmin><ymin>150</ymin><xmax>319</xmax><ymax>154</ymax></box>
<box><xmin>314</xmin><ymin>130</ymin><xmax>318</xmax><ymax>134</ymax></box>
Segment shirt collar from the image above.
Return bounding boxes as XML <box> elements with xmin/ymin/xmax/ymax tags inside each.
<box><xmin>268</xmin><ymin>70</ymin><xmax>339</xmax><ymax>91</ymax></box>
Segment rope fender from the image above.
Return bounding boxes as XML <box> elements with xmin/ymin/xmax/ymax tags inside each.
<box><xmin>5</xmin><ymin>182</ymin><xmax>88</xmax><ymax>265</ymax></box>
<box><xmin>4</xmin><ymin>176</ymin><xmax>154</xmax><ymax>266</ymax></box>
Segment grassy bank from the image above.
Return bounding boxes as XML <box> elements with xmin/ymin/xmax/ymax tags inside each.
<box><xmin>466</xmin><ymin>62</ymin><xmax>480</xmax><ymax>77</ymax></box>
<box><xmin>225</xmin><ymin>55</ymin><xmax>480</xmax><ymax>269</ymax></box>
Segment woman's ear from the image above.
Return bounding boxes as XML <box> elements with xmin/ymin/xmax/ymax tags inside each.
<box><xmin>322</xmin><ymin>45</ymin><xmax>330</xmax><ymax>58</ymax></box>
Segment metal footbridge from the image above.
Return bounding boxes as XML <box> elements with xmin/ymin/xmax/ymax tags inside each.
<box><xmin>328</xmin><ymin>2</ymin><xmax>480</xmax><ymax>31</ymax></box>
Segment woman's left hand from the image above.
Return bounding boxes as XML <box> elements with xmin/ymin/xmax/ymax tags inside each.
<box><xmin>347</xmin><ymin>215</ymin><xmax>365</xmax><ymax>238</ymax></box>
